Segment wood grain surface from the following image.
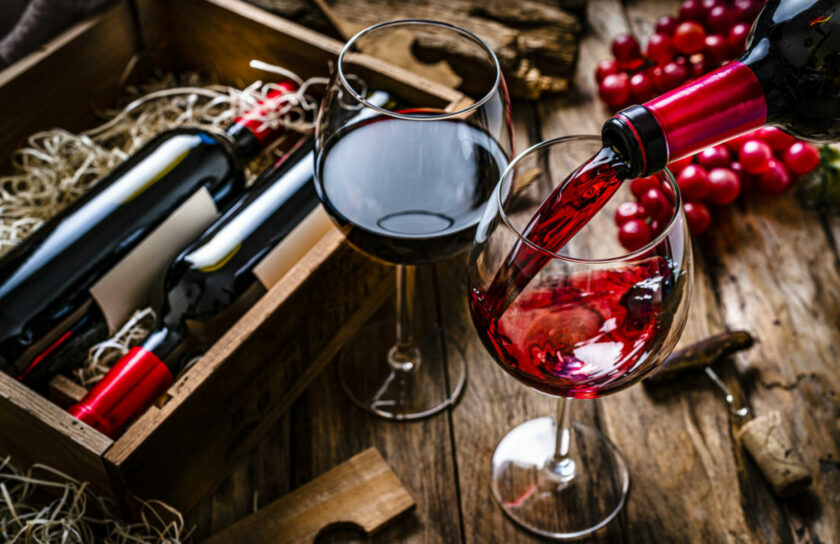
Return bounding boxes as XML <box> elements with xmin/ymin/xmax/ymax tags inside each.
<box><xmin>202</xmin><ymin>448</ymin><xmax>415</xmax><ymax>543</ymax></box>
<box><xmin>191</xmin><ymin>0</ymin><xmax>839</xmax><ymax>541</ymax></box>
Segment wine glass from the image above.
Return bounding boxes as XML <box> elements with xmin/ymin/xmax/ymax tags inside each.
<box><xmin>315</xmin><ymin>20</ymin><xmax>513</xmax><ymax>420</ymax></box>
<box><xmin>468</xmin><ymin>136</ymin><xmax>692</xmax><ymax>538</ymax></box>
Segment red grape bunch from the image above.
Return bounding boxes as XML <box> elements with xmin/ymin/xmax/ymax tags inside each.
<box><xmin>595</xmin><ymin>0</ymin><xmax>765</xmax><ymax>109</ymax></box>
<box><xmin>597</xmin><ymin>0</ymin><xmax>823</xmax><ymax>248</ymax></box>
<box><xmin>615</xmin><ymin>128</ymin><xmax>820</xmax><ymax>249</ymax></box>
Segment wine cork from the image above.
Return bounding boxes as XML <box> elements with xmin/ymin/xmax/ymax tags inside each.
<box><xmin>737</xmin><ymin>411</ymin><xmax>812</xmax><ymax>498</ymax></box>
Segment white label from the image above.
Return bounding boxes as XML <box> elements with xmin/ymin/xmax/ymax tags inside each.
<box><xmin>90</xmin><ymin>188</ymin><xmax>219</xmax><ymax>332</ymax></box>
<box><xmin>253</xmin><ymin>205</ymin><xmax>334</xmax><ymax>289</ymax></box>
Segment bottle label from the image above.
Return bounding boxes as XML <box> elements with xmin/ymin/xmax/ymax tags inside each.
<box><xmin>253</xmin><ymin>205</ymin><xmax>335</xmax><ymax>289</ymax></box>
<box><xmin>90</xmin><ymin>188</ymin><xmax>219</xmax><ymax>333</ymax></box>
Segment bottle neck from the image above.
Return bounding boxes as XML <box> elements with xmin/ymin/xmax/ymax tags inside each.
<box><xmin>67</xmin><ymin>324</ymin><xmax>188</xmax><ymax>437</ymax></box>
<box><xmin>225</xmin><ymin>81</ymin><xmax>296</xmax><ymax>161</ymax></box>
<box><xmin>143</xmin><ymin>325</ymin><xmax>189</xmax><ymax>374</ymax></box>
<box><xmin>603</xmin><ymin>61</ymin><xmax>768</xmax><ymax>177</ymax></box>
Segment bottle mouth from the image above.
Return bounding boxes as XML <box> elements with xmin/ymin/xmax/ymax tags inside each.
<box><xmin>602</xmin><ymin>105</ymin><xmax>669</xmax><ymax>178</ymax></box>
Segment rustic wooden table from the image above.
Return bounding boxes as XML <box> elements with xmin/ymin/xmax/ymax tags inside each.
<box><xmin>189</xmin><ymin>1</ymin><xmax>840</xmax><ymax>541</ymax></box>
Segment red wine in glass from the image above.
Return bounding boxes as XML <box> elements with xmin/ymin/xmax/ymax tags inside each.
<box><xmin>471</xmin><ymin>256</ymin><xmax>678</xmax><ymax>398</ymax></box>
<box><xmin>315</xmin><ymin>114</ymin><xmax>509</xmax><ymax>264</ymax></box>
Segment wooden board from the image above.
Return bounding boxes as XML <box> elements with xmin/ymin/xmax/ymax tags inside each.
<box><xmin>202</xmin><ymin>448</ymin><xmax>415</xmax><ymax>543</ymax></box>
<box><xmin>0</xmin><ymin>372</ymin><xmax>114</xmax><ymax>495</ymax></box>
<box><xmin>0</xmin><ymin>1</ymin><xmax>137</xmax><ymax>167</ymax></box>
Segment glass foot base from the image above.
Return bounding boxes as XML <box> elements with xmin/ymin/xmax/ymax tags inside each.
<box><xmin>491</xmin><ymin>417</ymin><xmax>629</xmax><ymax>540</ymax></box>
<box><xmin>337</xmin><ymin>320</ymin><xmax>466</xmax><ymax>420</ymax></box>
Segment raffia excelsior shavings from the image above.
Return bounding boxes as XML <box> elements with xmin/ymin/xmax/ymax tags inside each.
<box><xmin>0</xmin><ymin>67</ymin><xmax>328</xmax><ymax>258</ymax></box>
<box><xmin>0</xmin><ymin>65</ymin><xmax>328</xmax><ymax>387</ymax></box>
<box><xmin>74</xmin><ymin>307</ymin><xmax>157</xmax><ymax>387</ymax></box>
<box><xmin>0</xmin><ymin>456</ymin><xmax>193</xmax><ymax>543</ymax></box>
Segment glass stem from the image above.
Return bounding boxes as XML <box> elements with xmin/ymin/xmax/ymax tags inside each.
<box><xmin>545</xmin><ymin>398</ymin><xmax>577</xmax><ymax>482</ymax></box>
<box><xmin>388</xmin><ymin>265</ymin><xmax>421</xmax><ymax>372</ymax></box>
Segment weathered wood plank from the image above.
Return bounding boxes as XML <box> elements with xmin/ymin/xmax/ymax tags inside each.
<box><xmin>437</xmin><ymin>93</ymin><xmax>627</xmax><ymax>542</ymax></box>
<box><xmin>0</xmin><ymin>1</ymin><xmax>137</xmax><ymax>168</ymax></box>
<box><xmin>534</xmin><ymin>1</ymin><xmax>770</xmax><ymax>542</ymax></box>
<box><xmin>188</xmin><ymin>414</ymin><xmax>292</xmax><ymax>539</ymax></box>
<box><xmin>289</xmin><ymin>265</ymin><xmax>463</xmax><ymax>543</ymax></box>
<box><xmin>704</xmin><ymin>195</ymin><xmax>840</xmax><ymax>541</ymax></box>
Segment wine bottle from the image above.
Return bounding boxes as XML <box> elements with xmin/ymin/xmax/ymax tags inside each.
<box><xmin>67</xmin><ymin>137</ymin><xmax>325</xmax><ymax>436</ymax></box>
<box><xmin>603</xmin><ymin>0</ymin><xmax>840</xmax><ymax>177</ymax></box>
<box><xmin>0</xmin><ymin>82</ymin><xmax>296</xmax><ymax>384</ymax></box>
<box><xmin>68</xmin><ymin>91</ymin><xmax>391</xmax><ymax>437</ymax></box>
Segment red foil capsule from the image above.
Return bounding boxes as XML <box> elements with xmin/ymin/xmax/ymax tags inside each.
<box><xmin>642</xmin><ymin>61</ymin><xmax>767</xmax><ymax>162</ymax></box>
<box><xmin>230</xmin><ymin>81</ymin><xmax>297</xmax><ymax>147</ymax></box>
<box><xmin>68</xmin><ymin>347</ymin><xmax>173</xmax><ymax>438</ymax></box>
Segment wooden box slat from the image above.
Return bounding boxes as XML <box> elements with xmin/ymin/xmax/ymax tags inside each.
<box><xmin>0</xmin><ymin>2</ymin><xmax>137</xmax><ymax>165</ymax></box>
<box><xmin>0</xmin><ymin>0</ymin><xmax>464</xmax><ymax>512</ymax></box>
<box><xmin>0</xmin><ymin>373</ymin><xmax>113</xmax><ymax>495</ymax></box>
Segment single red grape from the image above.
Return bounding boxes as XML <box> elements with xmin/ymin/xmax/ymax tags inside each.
<box><xmin>707</xmin><ymin>5</ymin><xmax>734</xmax><ymax>35</ymax></box>
<box><xmin>658</xmin><ymin>61</ymin><xmax>689</xmax><ymax>90</ymax></box>
<box><xmin>630</xmin><ymin>175</ymin><xmax>660</xmax><ymax>198</ymax></box>
<box><xmin>649</xmin><ymin>218</ymin><xmax>665</xmax><ymax>236</ymax></box>
<box><xmin>677</xmin><ymin>164</ymin><xmax>710</xmax><ymax>201</ymax></box>
<box><xmin>728</xmin><ymin>161</ymin><xmax>754</xmax><ymax>192</ymax></box>
<box><xmin>618</xmin><ymin>219</ymin><xmax>653</xmax><ymax>251</ymax></box>
<box><xmin>673</xmin><ymin>21</ymin><xmax>707</xmax><ymax>54</ymax></box>
<box><xmin>668</xmin><ymin>154</ymin><xmax>695</xmax><ymax>174</ymax></box>
<box><xmin>629</xmin><ymin>72</ymin><xmax>656</xmax><ymax>102</ymax></box>
<box><xmin>728</xmin><ymin>22</ymin><xmax>750</xmax><ymax>54</ymax></box>
<box><xmin>612</xmin><ymin>34</ymin><xmax>642</xmax><ymax>61</ymax></box>
<box><xmin>725</xmin><ymin>130</ymin><xmax>760</xmax><ymax>153</ymax></box>
<box><xmin>641</xmin><ymin>187</ymin><xmax>671</xmax><ymax>220</ymax></box>
<box><xmin>595</xmin><ymin>58</ymin><xmax>619</xmax><ymax>83</ymax></box>
<box><xmin>684</xmin><ymin>202</ymin><xmax>712</xmax><ymax>235</ymax></box>
<box><xmin>615</xmin><ymin>201</ymin><xmax>646</xmax><ymax>225</ymax></box>
<box><xmin>697</xmin><ymin>145</ymin><xmax>731</xmax><ymax>168</ymax></box>
<box><xmin>598</xmin><ymin>73</ymin><xmax>631</xmax><ymax>108</ymax></box>
<box><xmin>704</xmin><ymin>34</ymin><xmax>729</xmax><ymax>65</ymax></box>
<box><xmin>648</xmin><ymin>65</ymin><xmax>665</xmax><ymax>92</ymax></box>
<box><xmin>739</xmin><ymin>139</ymin><xmax>774</xmax><ymax>174</ymax></box>
<box><xmin>707</xmin><ymin>167</ymin><xmax>742</xmax><ymax>204</ymax></box>
<box><xmin>755</xmin><ymin>126</ymin><xmax>796</xmax><ymax>151</ymax></box>
<box><xmin>646</xmin><ymin>33</ymin><xmax>675</xmax><ymax>64</ymax></box>
<box><xmin>656</xmin><ymin>15</ymin><xmax>679</xmax><ymax>36</ymax></box>
<box><xmin>756</xmin><ymin>159</ymin><xmax>793</xmax><ymax>194</ymax></box>
<box><xmin>733</xmin><ymin>0</ymin><xmax>762</xmax><ymax>22</ymax></box>
<box><xmin>690</xmin><ymin>55</ymin><xmax>709</xmax><ymax>78</ymax></box>
<box><xmin>783</xmin><ymin>141</ymin><xmax>820</xmax><ymax>175</ymax></box>
<box><xmin>661</xmin><ymin>176</ymin><xmax>677</xmax><ymax>204</ymax></box>
<box><xmin>680</xmin><ymin>0</ymin><xmax>705</xmax><ymax>21</ymax></box>
<box><xmin>618</xmin><ymin>58</ymin><xmax>646</xmax><ymax>72</ymax></box>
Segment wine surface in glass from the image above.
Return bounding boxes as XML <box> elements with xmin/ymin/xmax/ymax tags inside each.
<box><xmin>470</xmin><ymin>256</ymin><xmax>678</xmax><ymax>398</ymax></box>
<box><xmin>316</xmin><ymin>115</ymin><xmax>508</xmax><ymax>264</ymax></box>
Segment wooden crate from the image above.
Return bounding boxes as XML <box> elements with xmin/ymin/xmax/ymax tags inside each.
<box><xmin>0</xmin><ymin>0</ymin><xmax>466</xmax><ymax>513</ymax></box>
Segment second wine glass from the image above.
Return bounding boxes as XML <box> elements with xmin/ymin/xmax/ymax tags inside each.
<box><xmin>468</xmin><ymin>136</ymin><xmax>692</xmax><ymax>538</ymax></box>
<box><xmin>315</xmin><ymin>19</ymin><xmax>513</xmax><ymax>419</ymax></box>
